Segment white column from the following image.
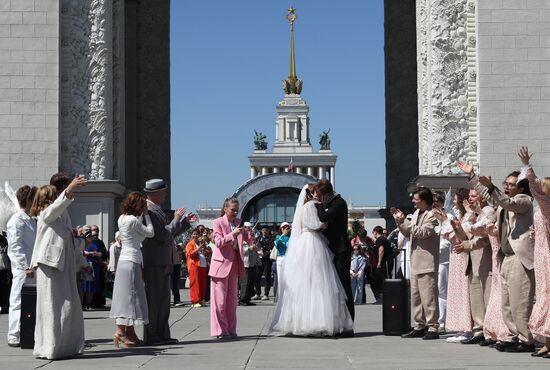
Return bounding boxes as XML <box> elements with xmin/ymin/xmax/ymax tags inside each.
<box><xmin>250</xmin><ymin>167</ymin><xmax>257</xmax><ymax>179</ymax></box>
<box><xmin>307</xmin><ymin>167</ymin><xmax>313</xmax><ymax>176</ymax></box>
<box><xmin>261</xmin><ymin>167</ymin><xmax>267</xmax><ymax>175</ymax></box>
<box><xmin>296</xmin><ymin>167</ymin><xmax>302</xmax><ymax>174</ymax></box>
<box><xmin>330</xmin><ymin>166</ymin><xmax>335</xmax><ymax>188</ymax></box>
<box><xmin>273</xmin><ymin>167</ymin><xmax>279</xmax><ymax>173</ymax></box>
<box><xmin>318</xmin><ymin>166</ymin><xmax>324</xmax><ymax>179</ymax></box>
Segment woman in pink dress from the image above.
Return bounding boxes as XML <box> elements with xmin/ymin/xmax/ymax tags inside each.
<box><xmin>481</xmin><ymin>225</ymin><xmax>510</xmax><ymax>346</ymax></box>
<box><xmin>519</xmin><ymin>147</ymin><xmax>550</xmax><ymax>357</ymax></box>
<box><xmin>434</xmin><ymin>188</ymin><xmax>473</xmax><ymax>342</ymax></box>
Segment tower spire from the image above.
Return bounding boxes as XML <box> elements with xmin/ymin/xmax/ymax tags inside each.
<box><xmin>283</xmin><ymin>7</ymin><xmax>302</xmax><ymax>95</ymax></box>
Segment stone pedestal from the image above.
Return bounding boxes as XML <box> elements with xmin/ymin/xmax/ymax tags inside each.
<box><xmin>70</xmin><ymin>181</ymin><xmax>126</xmax><ymax>243</ymax></box>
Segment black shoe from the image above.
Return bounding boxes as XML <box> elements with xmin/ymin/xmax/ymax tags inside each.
<box><xmin>531</xmin><ymin>350</ymin><xmax>549</xmax><ymax>357</ymax></box>
<box><xmin>478</xmin><ymin>339</ymin><xmax>496</xmax><ymax>347</ymax></box>
<box><xmin>422</xmin><ymin>331</ymin><xmax>440</xmax><ymax>340</ymax></box>
<box><xmin>338</xmin><ymin>330</ymin><xmax>355</xmax><ymax>338</ymax></box>
<box><xmin>542</xmin><ymin>353</ymin><xmax>550</xmax><ymax>359</ymax></box>
<box><xmin>401</xmin><ymin>329</ymin><xmax>425</xmax><ymax>338</ymax></box>
<box><xmin>461</xmin><ymin>335</ymin><xmax>485</xmax><ymax>344</ymax></box>
<box><xmin>495</xmin><ymin>341</ymin><xmax>516</xmax><ymax>352</ymax></box>
<box><xmin>162</xmin><ymin>338</ymin><xmax>179</xmax><ymax>345</ymax></box>
<box><xmin>239</xmin><ymin>301</ymin><xmax>255</xmax><ymax>306</ymax></box>
<box><xmin>505</xmin><ymin>342</ymin><xmax>535</xmax><ymax>353</ymax></box>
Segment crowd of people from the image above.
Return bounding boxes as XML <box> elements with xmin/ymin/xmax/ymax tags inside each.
<box><xmin>386</xmin><ymin>147</ymin><xmax>550</xmax><ymax>360</ymax></box>
<box><xmin>1</xmin><ymin>145</ymin><xmax>549</xmax><ymax>360</ymax></box>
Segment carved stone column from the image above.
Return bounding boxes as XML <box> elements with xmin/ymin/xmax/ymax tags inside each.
<box><xmin>60</xmin><ymin>0</ymin><xmax>114</xmax><ymax>179</ymax></box>
<box><xmin>416</xmin><ymin>0</ymin><xmax>478</xmax><ymax>176</ymax></box>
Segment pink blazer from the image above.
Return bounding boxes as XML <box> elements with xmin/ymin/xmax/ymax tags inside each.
<box><xmin>209</xmin><ymin>215</ymin><xmax>252</xmax><ymax>279</ymax></box>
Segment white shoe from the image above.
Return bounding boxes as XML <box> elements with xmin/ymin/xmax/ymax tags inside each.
<box><xmin>261</xmin><ymin>295</ymin><xmax>269</xmax><ymax>301</ymax></box>
<box><xmin>7</xmin><ymin>337</ymin><xmax>20</xmax><ymax>347</ymax></box>
<box><xmin>446</xmin><ymin>335</ymin><xmax>469</xmax><ymax>343</ymax></box>
<box><xmin>251</xmin><ymin>295</ymin><xmax>261</xmax><ymax>300</ymax></box>
<box><xmin>192</xmin><ymin>303</ymin><xmax>203</xmax><ymax>308</ymax></box>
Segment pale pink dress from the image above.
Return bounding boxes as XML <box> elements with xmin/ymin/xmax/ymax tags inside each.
<box><xmin>483</xmin><ymin>234</ymin><xmax>509</xmax><ymax>341</ymax></box>
<box><xmin>444</xmin><ymin>229</ymin><xmax>473</xmax><ymax>333</ymax></box>
<box><xmin>526</xmin><ymin>167</ymin><xmax>550</xmax><ymax>340</ymax></box>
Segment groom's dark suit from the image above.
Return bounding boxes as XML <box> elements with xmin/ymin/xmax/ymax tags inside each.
<box><xmin>317</xmin><ymin>194</ymin><xmax>355</xmax><ymax>321</ymax></box>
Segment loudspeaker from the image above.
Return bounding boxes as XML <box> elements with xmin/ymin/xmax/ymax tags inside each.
<box><xmin>382</xmin><ymin>278</ymin><xmax>410</xmax><ymax>335</ymax></box>
<box><xmin>20</xmin><ymin>285</ymin><xmax>37</xmax><ymax>349</ymax></box>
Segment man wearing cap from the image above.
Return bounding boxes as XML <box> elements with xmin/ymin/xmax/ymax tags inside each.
<box><xmin>141</xmin><ymin>179</ymin><xmax>197</xmax><ymax>345</ymax></box>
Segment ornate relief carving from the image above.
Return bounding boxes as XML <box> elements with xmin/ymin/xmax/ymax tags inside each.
<box><xmin>417</xmin><ymin>0</ymin><xmax>478</xmax><ymax>175</ymax></box>
<box><xmin>111</xmin><ymin>0</ymin><xmax>121</xmax><ymax>179</ymax></box>
<box><xmin>60</xmin><ymin>0</ymin><xmax>113</xmax><ymax>179</ymax></box>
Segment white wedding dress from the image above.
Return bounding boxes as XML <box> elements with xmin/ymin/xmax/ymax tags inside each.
<box><xmin>269</xmin><ymin>187</ymin><xmax>353</xmax><ymax>336</ymax></box>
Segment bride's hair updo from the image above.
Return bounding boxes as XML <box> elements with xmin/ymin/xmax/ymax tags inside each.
<box><xmin>304</xmin><ymin>184</ymin><xmax>315</xmax><ymax>203</ymax></box>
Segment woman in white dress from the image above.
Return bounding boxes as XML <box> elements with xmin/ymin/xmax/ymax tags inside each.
<box><xmin>269</xmin><ymin>184</ymin><xmax>353</xmax><ymax>336</ymax></box>
<box><xmin>110</xmin><ymin>191</ymin><xmax>154</xmax><ymax>347</ymax></box>
<box><xmin>30</xmin><ymin>177</ymin><xmax>88</xmax><ymax>360</ymax></box>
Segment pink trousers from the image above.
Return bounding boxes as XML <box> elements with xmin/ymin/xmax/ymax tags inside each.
<box><xmin>210</xmin><ymin>258</ymin><xmax>239</xmax><ymax>336</ymax></box>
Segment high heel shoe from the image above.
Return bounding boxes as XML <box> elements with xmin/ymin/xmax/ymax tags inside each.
<box><xmin>114</xmin><ymin>333</ymin><xmax>138</xmax><ymax>348</ymax></box>
<box><xmin>113</xmin><ymin>333</ymin><xmax>124</xmax><ymax>348</ymax></box>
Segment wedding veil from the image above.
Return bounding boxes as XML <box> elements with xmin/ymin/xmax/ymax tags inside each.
<box><xmin>288</xmin><ymin>184</ymin><xmax>308</xmax><ymax>251</ymax></box>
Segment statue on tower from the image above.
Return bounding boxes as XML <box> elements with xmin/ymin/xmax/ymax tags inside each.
<box><xmin>319</xmin><ymin>129</ymin><xmax>331</xmax><ymax>150</ymax></box>
<box><xmin>253</xmin><ymin>130</ymin><xmax>268</xmax><ymax>150</ymax></box>
<box><xmin>282</xmin><ymin>7</ymin><xmax>303</xmax><ymax>95</ymax></box>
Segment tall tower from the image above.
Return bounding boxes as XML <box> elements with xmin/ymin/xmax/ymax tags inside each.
<box><xmin>249</xmin><ymin>7</ymin><xmax>337</xmax><ymax>186</ymax></box>
<box><xmin>273</xmin><ymin>7</ymin><xmax>312</xmax><ymax>154</ymax></box>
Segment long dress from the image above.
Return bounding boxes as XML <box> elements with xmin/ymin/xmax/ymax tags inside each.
<box><xmin>526</xmin><ymin>167</ymin><xmax>550</xmax><ymax>340</ymax></box>
<box><xmin>31</xmin><ymin>193</ymin><xmax>87</xmax><ymax>360</ymax></box>
<box><xmin>110</xmin><ymin>214</ymin><xmax>154</xmax><ymax>326</ymax></box>
<box><xmin>445</xmin><ymin>230</ymin><xmax>473</xmax><ymax>333</ymax></box>
<box><xmin>483</xmin><ymin>234</ymin><xmax>509</xmax><ymax>341</ymax></box>
<box><xmin>269</xmin><ymin>200</ymin><xmax>353</xmax><ymax>336</ymax></box>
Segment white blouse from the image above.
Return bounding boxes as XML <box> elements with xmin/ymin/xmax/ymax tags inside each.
<box><xmin>117</xmin><ymin>214</ymin><xmax>154</xmax><ymax>264</ymax></box>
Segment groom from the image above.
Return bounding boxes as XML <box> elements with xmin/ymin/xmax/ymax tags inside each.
<box><xmin>314</xmin><ymin>180</ymin><xmax>355</xmax><ymax>329</ymax></box>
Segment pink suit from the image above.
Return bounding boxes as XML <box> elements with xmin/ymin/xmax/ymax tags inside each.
<box><xmin>209</xmin><ymin>215</ymin><xmax>252</xmax><ymax>336</ymax></box>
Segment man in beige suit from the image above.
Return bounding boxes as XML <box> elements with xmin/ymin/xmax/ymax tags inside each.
<box><xmin>391</xmin><ymin>187</ymin><xmax>440</xmax><ymax>340</ymax></box>
<box><xmin>453</xmin><ymin>189</ymin><xmax>494</xmax><ymax>344</ymax></box>
<box><xmin>458</xmin><ymin>162</ymin><xmax>535</xmax><ymax>353</ymax></box>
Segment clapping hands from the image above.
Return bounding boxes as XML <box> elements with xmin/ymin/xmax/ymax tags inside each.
<box><xmin>390</xmin><ymin>207</ymin><xmax>405</xmax><ymax>224</ymax></box>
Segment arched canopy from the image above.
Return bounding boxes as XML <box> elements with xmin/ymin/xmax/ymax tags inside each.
<box><xmin>233</xmin><ymin>172</ymin><xmax>317</xmax><ymax>226</ymax></box>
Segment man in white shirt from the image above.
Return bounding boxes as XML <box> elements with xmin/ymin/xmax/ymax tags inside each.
<box><xmin>6</xmin><ymin>185</ymin><xmax>37</xmax><ymax>347</ymax></box>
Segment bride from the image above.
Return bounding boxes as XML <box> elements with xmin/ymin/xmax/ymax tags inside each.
<box><xmin>268</xmin><ymin>184</ymin><xmax>353</xmax><ymax>336</ymax></box>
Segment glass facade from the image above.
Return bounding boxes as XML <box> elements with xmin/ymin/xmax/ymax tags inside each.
<box><xmin>241</xmin><ymin>187</ymin><xmax>300</xmax><ymax>227</ymax></box>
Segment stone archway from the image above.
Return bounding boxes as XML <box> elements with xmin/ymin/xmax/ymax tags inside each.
<box><xmin>232</xmin><ymin>172</ymin><xmax>317</xmax><ymax>222</ymax></box>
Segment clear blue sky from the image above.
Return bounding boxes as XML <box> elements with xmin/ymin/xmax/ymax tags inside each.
<box><xmin>170</xmin><ymin>0</ymin><xmax>385</xmax><ymax>211</ymax></box>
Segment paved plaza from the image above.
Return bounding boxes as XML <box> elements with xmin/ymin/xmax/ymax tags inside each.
<box><xmin>0</xmin><ymin>291</ymin><xmax>547</xmax><ymax>370</ymax></box>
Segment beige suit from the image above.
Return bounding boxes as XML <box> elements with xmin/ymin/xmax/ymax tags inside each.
<box><xmin>399</xmin><ymin>208</ymin><xmax>440</xmax><ymax>331</ymax></box>
<box><xmin>455</xmin><ymin>205</ymin><xmax>494</xmax><ymax>337</ymax></box>
<box><xmin>470</xmin><ymin>175</ymin><xmax>535</xmax><ymax>344</ymax></box>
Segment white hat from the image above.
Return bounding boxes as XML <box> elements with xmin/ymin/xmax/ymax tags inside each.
<box><xmin>243</xmin><ymin>221</ymin><xmax>253</xmax><ymax>228</ymax></box>
<box><xmin>280</xmin><ymin>222</ymin><xmax>291</xmax><ymax>228</ymax></box>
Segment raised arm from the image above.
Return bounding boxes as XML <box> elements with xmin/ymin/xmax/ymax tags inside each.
<box><xmin>131</xmin><ymin>215</ymin><xmax>155</xmax><ymax>238</ymax></box>
<box><xmin>519</xmin><ymin>146</ymin><xmax>550</xmax><ymax>216</ymax></box>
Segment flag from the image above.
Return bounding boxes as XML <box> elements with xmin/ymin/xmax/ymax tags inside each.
<box><xmin>288</xmin><ymin>157</ymin><xmax>294</xmax><ymax>171</ymax></box>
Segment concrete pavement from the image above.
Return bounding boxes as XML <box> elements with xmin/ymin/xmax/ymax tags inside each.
<box><xmin>0</xmin><ymin>291</ymin><xmax>548</xmax><ymax>369</ymax></box>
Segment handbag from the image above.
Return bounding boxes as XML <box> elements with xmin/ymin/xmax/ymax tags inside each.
<box><xmin>0</xmin><ymin>244</ymin><xmax>10</xmax><ymax>270</ymax></box>
<box><xmin>269</xmin><ymin>246</ymin><xmax>278</xmax><ymax>261</ymax></box>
